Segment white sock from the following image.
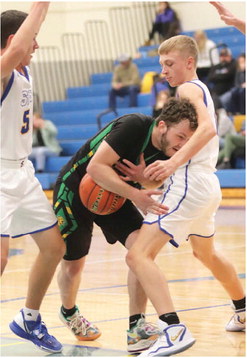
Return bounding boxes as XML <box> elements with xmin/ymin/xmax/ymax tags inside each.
<box><xmin>22</xmin><ymin>307</ymin><xmax>40</xmax><ymax>321</ymax></box>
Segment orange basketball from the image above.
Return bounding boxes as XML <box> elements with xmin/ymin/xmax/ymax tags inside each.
<box><xmin>79</xmin><ymin>173</ymin><xmax>126</xmax><ymax>215</ymax></box>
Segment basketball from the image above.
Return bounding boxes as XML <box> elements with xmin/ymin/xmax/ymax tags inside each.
<box><xmin>79</xmin><ymin>173</ymin><xmax>126</xmax><ymax>215</ymax></box>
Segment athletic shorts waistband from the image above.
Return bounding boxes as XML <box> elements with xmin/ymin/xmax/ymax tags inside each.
<box><xmin>1</xmin><ymin>157</ymin><xmax>28</xmax><ymax>168</ymax></box>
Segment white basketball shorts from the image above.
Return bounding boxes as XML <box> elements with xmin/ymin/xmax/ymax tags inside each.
<box><xmin>1</xmin><ymin>159</ymin><xmax>57</xmax><ymax>238</ymax></box>
<box><xmin>143</xmin><ymin>164</ymin><xmax>222</xmax><ymax>247</ymax></box>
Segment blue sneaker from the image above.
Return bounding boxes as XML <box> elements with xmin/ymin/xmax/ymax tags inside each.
<box><xmin>9</xmin><ymin>309</ymin><xmax>62</xmax><ymax>353</ymax></box>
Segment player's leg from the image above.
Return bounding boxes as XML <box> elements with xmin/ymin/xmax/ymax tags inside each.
<box><xmin>26</xmin><ymin>225</ymin><xmax>65</xmax><ymax>308</ymax></box>
<box><xmin>125</xmin><ymin>230</ymin><xmax>160</xmax><ymax>353</ymax></box>
<box><xmin>58</xmin><ymin>257</ymin><xmax>85</xmax><ymax>310</ymax></box>
<box><xmin>190</xmin><ymin>235</ymin><xmax>245</xmax><ymax>331</ymax></box>
<box><xmin>1</xmin><ymin>236</ymin><xmax>9</xmax><ymax>275</ymax></box>
<box><xmin>126</xmin><ymin>223</ymin><xmax>175</xmax><ymax>315</ymax></box>
<box><xmin>97</xmin><ymin>202</ymin><xmax>160</xmax><ymax>353</ymax></box>
<box><xmin>57</xmin><ymin>256</ymin><xmax>101</xmax><ymax>341</ymax></box>
<box><xmin>53</xmin><ymin>186</ymin><xmax>101</xmax><ymax>341</ymax></box>
<box><xmin>125</xmin><ymin>230</ymin><xmax>148</xmax><ymax>315</ymax></box>
<box><xmin>9</xmin><ymin>225</ymin><xmax>65</xmax><ymax>353</ymax></box>
<box><xmin>126</xmin><ymin>223</ymin><xmax>195</xmax><ymax>357</ymax></box>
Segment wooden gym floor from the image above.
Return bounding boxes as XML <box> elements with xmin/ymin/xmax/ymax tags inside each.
<box><xmin>0</xmin><ymin>189</ymin><xmax>245</xmax><ymax>357</ymax></box>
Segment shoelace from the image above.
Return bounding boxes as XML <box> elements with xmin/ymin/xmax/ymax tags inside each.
<box><xmin>70</xmin><ymin>314</ymin><xmax>91</xmax><ymax>335</ymax></box>
<box><xmin>138</xmin><ymin>319</ymin><xmax>160</xmax><ymax>334</ymax></box>
<box><xmin>32</xmin><ymin>321</ymin><xmax>50</xmax><ymax>340</ymax></box>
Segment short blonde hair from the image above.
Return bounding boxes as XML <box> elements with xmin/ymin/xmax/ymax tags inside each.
<box><xmin>158</xmin><ymin>35</ymin><xmax>198</xmax><ymax>65</ymax></box>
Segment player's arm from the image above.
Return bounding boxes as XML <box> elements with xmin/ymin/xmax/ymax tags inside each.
<box><xmin>87</xmin><ymin>141</ymin><xmax>168</xmax><ymax>215</ymax></box>
<box><xmin>144</xmin><ymin>82</ymin><xmax>216</xmax><ymax>181</ymax></box>
<box><xmin>115</xmin><ymin>153</ymin><xmax>163</xmax><ymax>189</ymax></box>
<box><xmin>210</xmin><ymin>2</ymin><xmax>245</xmax><ymax>34</ymax></box>
<box><xmin>1</xmin><ymin>2</ymin><xmax>50</xmax><ymax>80</ymax></box>
<box><xmin>170</xmin><ymin>82</ymin><xmax>216</xmax><ymax>162</ymax></box>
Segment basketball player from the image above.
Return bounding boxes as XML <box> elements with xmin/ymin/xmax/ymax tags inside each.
<box><xmin>125</xmin><ymin>35</ymin><xmax>245</xmax><ymax>357</ymax></box>
<box><xmin>1</xmin><ymin>3</ymin><xmax>65</xmax><ymax>353</ymax></box>
<box><xmin>53</xmin><ymin>97</ymin><xmax>198</xmax><ymax>353</ymax></box>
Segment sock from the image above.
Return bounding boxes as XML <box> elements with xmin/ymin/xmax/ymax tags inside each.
<box><xmin>23</xmin><ymin>307</ymin><xmax>40</xmax><ymax>321</ymax></box>
<box><xmin>159</xmin><ymin>312</ymin><xmax>180</xmax><ymax>325</ymax></box>
<box><xmin>232</xmin><ymin>297</ymin><xmax>245</xmax><ymax>311</ymax></box>
<box><xmin>61</xmin><ymin>305</ymin><xmax>77</xmax><ymax>318</ymax></box>
<box><xmin>129</xmin><ymin>314</ymin><xmax>144</xmax><ymax>330</ymax></box>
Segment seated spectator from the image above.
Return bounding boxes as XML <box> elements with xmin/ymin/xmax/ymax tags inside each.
<box><xmin>220</xmin><ymin>53</ymin><xmax>246</xmax><ymax>114</ymax></box>
<box><xmin>152</xmin><ymin>89</ymin><xmax>170</xmax><ymax>118</ymax></box>
<box><xmin>144</xmin><ymin>2</ymin><xmax>181</xmax><ymax>46</ymax></box>
<box><xmin>216</xmin><ymin>107</ymin><xmax>236</xmax><ymax>149</ymax></box>
<box><xmin>217</xmin><ymin>120</ymin><xmax>245</xmax><ymax>169</ymax></box>
<box><xmin>193</xmin><ymin>30</ymin><xmax>220</xmax><ymax>84</ymax></box>
<box><xmin>207</xmin><ymin>47</ymin><xmax>237</xmax><ymax>106</ymax></box>
<box><xmin>29</xmin><ymin>112</ymin><xmax>62</xmax><ymax>173</ymax></box>
<box><xmin>150</xmin><ymin>73</ymin><xmax>171</xmax><ymax>117</ymax></box>
<box><xmin>108</xmin><ymin>54</ymin><xmax>141</xmax><ymax>113</ymax></box>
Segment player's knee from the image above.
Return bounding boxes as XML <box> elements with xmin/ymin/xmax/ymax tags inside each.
<box><xmin>42</xmin><ymin>239</ymin><xmax>65</xmax><ymax>263</ymax></box>
<box><xmin>61</xmin><ymin>258</ymin><xmax>85</xmax><ymax>279</ymax></box>
<box><xmin>192</xmin><ymin>249</ymin><xmax>215</xmax><ymax>265</ymax></box>
<box><xmin>126</xmin><ymin>249</ymin><xmax>141</xmax><ymax>272</ymax></box>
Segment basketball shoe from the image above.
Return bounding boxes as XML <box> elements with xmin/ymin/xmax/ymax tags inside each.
<box><xmin>127</xmin><ymin>316</ymin><xmax>161</xmax><ymax>353</ymax></box>
<box><xmin>226</xmin><ymin>305</ymin><xmax>245</xmax><ymax>332</ymax></box>
<box><xmin>59</xmin><ymin>306</ymin><xmax>101</xmax><ymax>340</ymax></box>
<box><xmin>138</xmin><ymin>319</ymin><xmax>195</xmax><ymax>357</ymax></box>
<box><xmin>9</xmin><ymin>309</ymin><xmax>62</xmax><ymax>353</ymax></box>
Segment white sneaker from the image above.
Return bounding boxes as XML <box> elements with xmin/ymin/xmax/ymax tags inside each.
<box><xmin>138</xmin><ymin>320</ymin><xmax>195</xmax><ymax>357</ymax></box>
<box><xmin>226</xmin><ymin>307</ymin><xmax>245</xmax><ymax>332</ymax></box>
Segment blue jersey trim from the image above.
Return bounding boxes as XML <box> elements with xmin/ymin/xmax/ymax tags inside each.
<box><xmin>22</xmin><ymin>66</ymin><xmax>30</xmax><ymax>81</ymax></box>
<box><xmin>142</xmin><ymin>222</ymin><xmax>179</xmax><ymax>248</ymax></box>
<box><xmin>159</xmin><ymin>161</ymin><xmax>190</xmax><ymax>220</ymax></box>
<box><xmin>143</xmin><ymin>163</ymin><xmax>190</xmax><ymax>249</ymax></box>
<box><xmin>11</xmin><ymin>221</ymin><xmax>58</xmax><ymax>238</ymax></box>
<box><xmin>186</xmin><ymin>80</ymin><xmax>208</xmax><ymax>106</ymax></box>
<box><xmin>1</xmin><ymin>234</ymin><xmax>10</xmax><ymax>237</ymax></box>
<box><xmin>188</xmin><ymin>232</ymin><xmax>215</xmax><ymax>239</ymax></box>
<box><xmin>1</xmin><ymin>72</ymin><xmax>15</xmax><ymax>104</ymax></box>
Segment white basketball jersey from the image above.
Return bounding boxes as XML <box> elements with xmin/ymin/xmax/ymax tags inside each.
<box><xmin>185</xmin><ymin>79</ymin><xmax>219</xmax><ymax>172</ymax></box>
<box><xmin>1</xmin><ymin>67</ymin><xmax>33</xmax><ymax>160</ymax></box>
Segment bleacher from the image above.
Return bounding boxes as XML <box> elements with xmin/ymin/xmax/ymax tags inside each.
<box><xmin>38</xmin><ymin>26</ymin><xmax>245</xmax><ymax>190</ymax></box>
<box><xmin>138</xmin><ymin>26</ymin><xmax>245</xmax><ymax>58</ymax></box>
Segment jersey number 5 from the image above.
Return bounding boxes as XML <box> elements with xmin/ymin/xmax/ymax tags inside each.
<box><xmin>21</xmin><ymin>109</ymin><xmax>30</xmax><ymax>134</ymax></box>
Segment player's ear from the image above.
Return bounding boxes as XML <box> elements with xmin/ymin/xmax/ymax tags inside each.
<box><xmin>5</xmin><ymin>34</ymin><xmax>15</xmax><ymax>48</ymax></box>
<box><xmin>187</xmin><ymin>56</ymin><xmax>195</xmax><ymax>70</ymax></box>
<box><xmin>158</xmin><ymin>120</ymin><xmax>168</xmax><ymax>134</ymax></box>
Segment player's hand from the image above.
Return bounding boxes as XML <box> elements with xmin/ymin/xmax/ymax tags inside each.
<box><xmin>144</xmin><ymin>159</ymin><xmax>177</xmax><ymax>182</ymax></box>
<box><xmin>132</xmin><ymin>189</ymin><xmax>169</xmax><ymax>215</ymax></box>
<box><xmin>115</xmin><ymin>153</ymin><xmax>146</xmax><ymax>183</ymax></box>
<box><xmin>209</xmin><ymin>2</ymin><xmax>235</xmax><ymax>23</ymax></box>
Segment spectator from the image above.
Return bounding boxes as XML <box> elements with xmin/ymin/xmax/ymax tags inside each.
<box><xmin>150</xmin><ymin>73</ymin><xmax>170</xmax><ymax>117</ymax></box>
<box><xmin>208</xmin><ymin>47</ymin><xmax>237</xmax><ymax>105</ymax></box>
<box><xmin>194</xmin><ymin>30</ymin><xmax>220</xmax><ymax>83</ymax></box>
<box><xmin>217</xmin><ymin>120</ymin><xmax>245</xmax><ymax>169</ymax></box>
<box><xmin>220</xmin><ymin>53</ymin><xmax>246</xmax><ymax>114</ymax></box>
<box><xmin>29</xmin><ymin>112</ymin><xmax>62</xmax><ymax>173</ymax></box>
<box><xmin>108</xmin><ymin>54</ymin><xmax>141</xmax><ymax>113</ymax></box>
<box><xmin>144</xmin><ymin>2</ymin><xmax>180</xmax><ymax>46</ymax></box>
<box><xmin>216</xmin><ymin>107</ymin><xmax>236</xmax><ymax>149</ymax></box>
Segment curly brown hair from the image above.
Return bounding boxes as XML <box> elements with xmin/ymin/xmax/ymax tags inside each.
<box><xmin>156</xmin><ymin>97</ymin><xmax>198</xmax><ymax>131</ymax></box>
